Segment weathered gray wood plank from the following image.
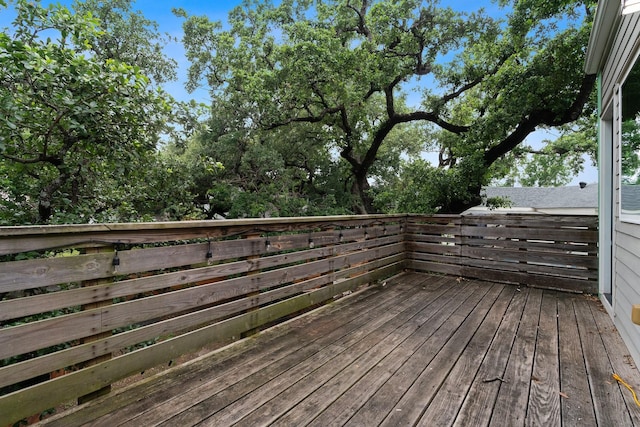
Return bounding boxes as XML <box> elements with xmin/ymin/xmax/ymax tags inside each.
<box><xmin>526</xmin><ymin>291</ymin><xmax>561</xmax><ymax>427</ymax></box>
<box><xmin>488</xmin><ymin>287</ymin><xmax>543</xmax><ymax>427</ymax></box>
<box><xmin>414</xmin><ymin>286</ymin><xmax>515</xmax><ymax>427</ymax></box>
<box><xmin>279</xmin><ymin>279</ymin><xmax>478</xmax><ymax>427</ymax></box>
<box><xmin>44</xmin><ymin>274</ymin><xmax>410</xmax><ymax>427</ymax></box>
<box><xmin>343</xmin><ymin>282</ymin><xmax>497</xmax><ymax>426</ymax></box>
<box><xmin>164</xmin><ymin>276</ymin><xmax>454</xmax><ymax>426</ymax></box>
<box><xmin>589</xmin><ymin>298</ymin><xmax>640</xmax><ymax>424</ymax></box>
<box><xmin>556</xmin><ymin>294</ymin><xmax>597</xmax><ymax>426</ymax></box>
<box><xmin>452</xmin><ymin>285</ymin><xmax>528</xmax><ymax>427</ymax></box>
<box><xmin>573</xmin><ymin>295</ymin><xmax>633</xmax><ymax>426</ymax></box>
<box><xmin>378</xmin><ymin>283</ymin><xmax>505</xmax><ymax>426</ymax></box>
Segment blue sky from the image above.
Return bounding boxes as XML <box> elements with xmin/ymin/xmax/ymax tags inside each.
<box><xmin>1</xmin><ymin>0</ymin><xmax>505</xmax><ymax>104</ymax></box>
<box><xmin>0</xmin><ymin>0</ymin><xmax>598</xmax><ymax>185</ymax></box>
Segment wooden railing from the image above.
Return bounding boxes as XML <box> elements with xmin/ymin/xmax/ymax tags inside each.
<box><xmin>0</xmin><ymin>215</ymin><xmax>406</xmax><ymax>424</ymax></box>
<box><xmin>406</xmin><ymin>214</ymin><xmax>599</xmax><ymax>293</ymax></box>
<box><xmin>0</xmin><ymin>214</ymin><xmax>597</xmax><ymax>425</ymax></box>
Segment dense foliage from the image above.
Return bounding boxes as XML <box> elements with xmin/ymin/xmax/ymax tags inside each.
<box><xmin>178</xmin><ymin>0</ymin><xmax>596</xmax><ymax>214</ymax></box>
<box><xmin>0</xmin><ymin>0</ymin><xmax>599</xmax><ymax>224</ymax></box>
<box><xmin>0</xmin><ymin>0</ymin><xmax>196</xmax><ymax>224</ymax></box>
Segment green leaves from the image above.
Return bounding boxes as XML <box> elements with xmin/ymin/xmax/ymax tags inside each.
<box><xmin>0</xmin><ymin>0</ymin><xmax>174</xmax><ymax>224</ymax></box>
<box><xmin>174</xmin><ymin>0</ymin><xmax>597</xmax><ymax>214</ymax></box>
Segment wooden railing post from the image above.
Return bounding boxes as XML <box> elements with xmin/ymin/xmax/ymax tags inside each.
<box><xmin>77</xmin><ymin>244</ymin><xmax>115</xmax><ymax>404</ymax></box>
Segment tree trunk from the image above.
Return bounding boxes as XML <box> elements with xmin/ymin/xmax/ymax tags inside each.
<box><xmin>351</xmin><ymin>171</ymin><xmax>375</xmax><ymax>214</ymax></box>
<box><xmin>37</xmin><ymin>169</ymin><xmax>69</xmax><ymax>223</ymax></box>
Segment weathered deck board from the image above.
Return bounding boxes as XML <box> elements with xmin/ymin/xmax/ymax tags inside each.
<box><xmin>38</xmin><ymin>272</ymin><xmax>640</xmax><ymax>427</ymax></box>
<box><xmin>489</xmin><ymin>287</ymin><xmax>542</xmax><ymax>426</ymax></box>
<box><xmin>557</xmin><ymin>293</ymin><xmax>598</xmax><ymax>425</ymax></box>
<box><xmin>574</xmin><ymin>295</ymin><xmax>636</xmax><ymax>426</ymax></box>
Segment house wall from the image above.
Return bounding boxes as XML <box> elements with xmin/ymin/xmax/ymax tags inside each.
<box><xmin>601</xmin><ymin>11</ymin><xmax>640</xmax><ymax>365</ymax></box>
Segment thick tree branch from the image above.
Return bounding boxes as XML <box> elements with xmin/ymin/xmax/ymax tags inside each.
<box><xmin>358</xmin><ymin>110</ymin><xmax>469</xmax><ymax>176</ymax></box>
<box><xmin>483</xmin><ymin>74</ymin><xmax>597</xmax><ymax>167</ymax></box>
<box><xmin>265</xmin><ymin>105</ymin><xmax>344</xmax><ymax>129</ymax></box>
<box><xmin>346</xmin><ymin>1</ymin><xmax>372</xmax><ymax>41</ymax></box>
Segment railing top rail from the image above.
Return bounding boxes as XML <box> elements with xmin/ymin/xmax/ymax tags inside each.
<box><xmin>0</xmin><ymin>214</ymin><xmax>408</xmax><ymax>256</ymax></box>
<box><xmin>0</xmin><ymin>214</ymin><xmax>407</xmax><ymax>236</ymax></box>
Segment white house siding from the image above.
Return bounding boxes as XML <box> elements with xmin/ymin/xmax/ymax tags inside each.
<box><xmin>601</xmin><ymin>12</ymin><xmax>640</xmax><ymax>365</ymax></box>
<box><xmin>613</xmin><ymin>223</ymin><xmax>640</xmax><ymax>363</ymax></box>
<box><xmin>602</xmin><ymin>15</ymin><xmax>640</xmax><ymax>108</ymax></box>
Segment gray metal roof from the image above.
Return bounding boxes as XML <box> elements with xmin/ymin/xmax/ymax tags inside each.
<box><xmin>483</xmin><ymin>184</ymin><xmax>598</xmax><ymax>209</ymax></box>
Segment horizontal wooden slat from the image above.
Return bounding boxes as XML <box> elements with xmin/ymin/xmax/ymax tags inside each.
<box><xmin>405</xmin><ymin>223</ymin><xmax>461</xmax><ymax>235</ymax></box>
<box><xmin>460</xmin><ymin>214</ymin><xmax>597</xmax><ymax>228</ymax></box>
<box><xmin>461</xmin><ymin>246</ymin><xmax>598</xmax><ymax>269</ymax></box>
<box><xmin>0</xmin><ymin>215</ymin><xmax>407</xmax><ymax>256</ymax></box>
<box><xmin>460</xmin><ymin>257</ymin><xmax>597</xmax><ymax>281</ymax></box>
<box><xmin>405</xmin><ymin>241</ymin><xmax>461</xmax><ymax>257</ymax></box>
<box><xmin>0</xmin><ymin>235</ymin><xmax>402</xmax><ymax>322</ymax></box>
<box><xmin>0</xmin><ymin>242</ymin><xmax>403</xmax><ymax>360</ymax></box>
<box><xmin>462</xmin><ymin>238</ymin><xmax>597</xmax><ymax>254</ymax></box>
<box><xmin>460</xmin><ymin>225</ymin><xmax>597</xmax><ymax>242</ymax></box>
<box><xmin>0</xmin><ymin>228</ymin><xmax>401</xmax><ymax>294</ymax></box>
<box><xmin>0</xmin><ymin>253</ymin><xmax>406</xmax><ymax>392</ymax></box>
<box><xmin>0</xmin><ymin>263</ymin><xmax>401</xmax><ymax>424</ymax></box>
<box><xmin>407</xmin><ymin>251</ymin><xmax>463</xmax><ymax>266</ymax></box>
<box><xmin>404</xmin><ymin>233</ymin><xmax>460</xmax><ymax>245</ymax></box>
<box><xmin>459</xmin><ymin>265</ymin><xmax>596</xmax><ymax>293</ymax></box>
<box><xmin>407</xmin><ymin>259</ymin><xmax>463</xmax><ymax>276</ymax></box>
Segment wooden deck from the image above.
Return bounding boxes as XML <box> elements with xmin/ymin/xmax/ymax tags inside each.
<box><xmin>39</xmin><ymin>272</ymin><xmax>640</xmax><ymax>426</ymax></box>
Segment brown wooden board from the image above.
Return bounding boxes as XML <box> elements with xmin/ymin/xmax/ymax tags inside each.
<box><xmin>460</xmin><ymin>257</ymin><xmax>597</xmax><ymax>281</ymax></box>
<box><xmin>23</xmin><ymin>272</ymin><xmax>640</xmax><ymax>427</ymax></box>
<box><xmin>573</xmin><ymin>296</ymin><xmax>635</xmax><ymax>426</ymax></box>
<box><xmin>556</xmin><ymin>295</ymin><xmax>598</xmax><ymax>425</ymax></box>
<box><xmin>526</xmin><ymin>291</ymin><xmax>561</xmax><ymax>427</ymax></box>
<box><xmin>378</xmin><ymin>284</ymin><xmax>505</xmax><ymax>426</ymax></box>
<box><xmin>406</xmin><ymin>241</ymin><xmax>462</xmax><ymax>256</ymax></box>
<box><xmin>452</xmin><ymin>285</ymin><xmax>528</xmax><ymax>426</ymax></box>
<box><xmin>488</xmin><ymin>287</ymin><xmax>543</xmax><ymax>426</ymax></box>
<box><xmin>460</xmin><ymin>225</ymin><xmax>597</xmax><ymax>243</ymax></box>
<box><xmin>414</xmin><ymin>286</ymin><xmax>515</xmax><ymax>426</ymax></box>
<box><xmin>404</xmin><ymin>233</ymin><xmax>460</xmax><ymax>244</ymax></box>
<box><xmin>462</xmin><ymin>238</ymin><xmax>597</xmax><ymax>255</ymax></box>
<box><xmin>461</xmin><ymin>246</ymin><xmax>597</xmax><ymax>269</ymax></box>
<box><xmin>407</xmin><ymin>259</ymin><xmax>462</xmax><ymax>276</ymax></box>
<box><xmin>0</xmin><ymin>215</ymin><xmax>407</xmax><ymax>255</ymax></box>
<box><xmin>407</xmin><ymin>251</ymin><xmax>463</xmax><ymax>265</ymax></box>
<box><xmin>0</xmin><ymin>265</ymin><xmax>403</xmax><ymax>425</ymax></box>
<box><xmin>159</xmin><ymin>276</ymin><xmax>454</xmax><ymax>426</ymax></box>
<box><xmin>0</xmin><ymin>231</ymin><xmax>401</xmax><ymax>294</ymax></box>
<box><xmin>459</xmin><ymin>265</ymin><xmax>596</xmax><ymax>293</ymax></box>
<box><xmin>0</xmin><ymin>243</ymin><xmax>403</xmax><ymax>361</ymax></box>
<box><xmin>589</xmin><ymin>298</ymin><xmax>640</xmax><ymax>424</ymax></box>
<box><xmin>461</xmin><ymin>214</ymin><xmax>597</xmax><ymax>228</ymax></box>
<box><xmin>344</xmin><ymin>283</ymin><xmax>495</xmax><ymax>426</ymax></box>
<box><xmin>31</xmin><ymin>273</ymin><xmax>412</xmax><ymax>427</ymax></box>
<box><xmin>305</xmin><ymin>279</ymin><xmax>477</xmax><ymax>427</ymax></box>
<box><xmin>0</xmin><ymin>254</ymin><xmax>404</xmax><ymax>389</ymax></box>
<box><xmin>0</xmin><ymin>235</ymin><xmax>402</xmax><ymax>321</ymax></box>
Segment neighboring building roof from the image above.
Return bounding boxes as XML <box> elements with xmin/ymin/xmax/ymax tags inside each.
<box><xmin>482</xmin><ymin>184</ymin><xmax>598</xmax><ymax>209</ymax></box>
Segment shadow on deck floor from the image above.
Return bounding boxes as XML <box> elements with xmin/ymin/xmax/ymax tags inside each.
<box><xmin>38</xmin><ymin>272</ymin><xmax>640</xmax><ymax>426</ymax></box>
